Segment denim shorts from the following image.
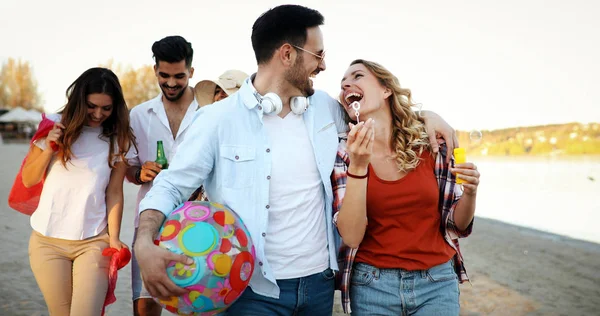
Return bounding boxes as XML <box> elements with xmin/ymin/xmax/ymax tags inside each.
<box><xmin>350</xmin><ymin>259</ymin><xmax>459</xmax><ymax>315</ymax></box>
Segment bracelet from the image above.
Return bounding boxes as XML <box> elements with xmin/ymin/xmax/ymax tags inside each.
<box><xmin>347</xmin><ymin>168</ymin><xmax>369</xmax><ymax>179</ymax></box>
<box><xmin>135</xmin><ymin>168</ymin><xmax>145</xmax><ymax>184</ymax></box>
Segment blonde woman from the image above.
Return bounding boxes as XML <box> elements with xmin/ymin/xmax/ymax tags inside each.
<box><xmin>332</xmin><ymin>59</ymin><xmax>480</xmax><ymax>315</ymax></box>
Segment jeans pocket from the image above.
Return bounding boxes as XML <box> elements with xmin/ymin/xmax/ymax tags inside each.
<box><xmin>426</xmin><ymin>260</ymin><xmax>458</xmax><ymax>283</ymax></box>
<box><xmin>320</xmin><ymin>268</ymin><xmax>336</xmax><ymax>281</ymax></box>
<box><xmin>351</xmin><ymin>264</ymin><xmax>375</xmax><ymax>286</ymax></box>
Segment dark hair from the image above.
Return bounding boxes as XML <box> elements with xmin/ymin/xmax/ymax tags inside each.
<box><xmin>251</xmin><ymin>5</ymin><xmax>324</xmax><ymax>64</ymax></box>
<box><xmin>58</xmin><ymin>67</ymin><xmax>137</xmax><ymax>168</ymax></box>
<box><xmin>152</xmin><ymin>35</ymin><xmax>194</xmax><ymax>68</ymax></box>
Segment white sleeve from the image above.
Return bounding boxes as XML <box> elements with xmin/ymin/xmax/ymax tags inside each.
<box><xmin>33</xmin><ymin>137</ymin><xmax>48</xmax><ymax>150</ymax></box>
<box><xmin>125</xmin><ymin>141</ymin><xmax>141</xmax><ymax>167</ymax></box>
<box><xmin>33</xmin><ymin>113</ymin><xmax>60</xmax><ymax>151</ymax></box>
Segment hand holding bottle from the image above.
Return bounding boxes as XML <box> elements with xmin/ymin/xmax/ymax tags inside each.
<box><xmin>139</xmin><ymin>161</ymin><xmax>163</xmax><ymax>183</ymax></box>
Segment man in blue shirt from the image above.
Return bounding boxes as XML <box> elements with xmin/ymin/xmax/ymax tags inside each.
<box><xmin>134</xmin><ymin>5</ymin><xmax>457</xmax><ymax>315</ymax></box>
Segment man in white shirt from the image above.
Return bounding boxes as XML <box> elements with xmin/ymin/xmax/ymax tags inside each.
<box><xmin>125</xmin><ymin>35</ymin><xmax>198</xmax><ymax>316</ymax></box>
<box><xmin>133</xmin><ymin>5</ymin><xmax>457</xmax><ymax>316</ymax></box>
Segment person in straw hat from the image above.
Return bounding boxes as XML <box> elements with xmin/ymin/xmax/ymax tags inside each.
<box><xmin>194</xmin><ymin>69</ymin><xmax>249</xmax><ymax>107</ymax></box>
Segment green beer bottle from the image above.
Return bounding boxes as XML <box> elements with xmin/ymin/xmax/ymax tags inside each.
<box><xmin>155</xmin><ymin>140</ymin><xmax>169</xmax><ymax>169</ymax></box>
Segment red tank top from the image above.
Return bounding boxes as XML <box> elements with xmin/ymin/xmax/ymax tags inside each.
<box><xmin>355</xmin><ymin>150</ymin><xmax>455</xmax><ymax>270</ymax></box>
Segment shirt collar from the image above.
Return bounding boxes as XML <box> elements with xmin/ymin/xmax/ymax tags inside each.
<box><xmin>147</xmin><ymin>93</ymin><xmax>199</xmax><ymax>113</ymax></box>
<box><xmin>147</xmin><ymin>94</ymin><xmax>165</xmax><ymax>113</ymax></box>
<box><xmin>239</xmin><ymin>73</ymin><xmax>262</xmax><ymax>110</ymax></box>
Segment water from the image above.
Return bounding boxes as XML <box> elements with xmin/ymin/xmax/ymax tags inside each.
<box><xmin>474</xmin><ymin>156</ymin><xmax>600</xmax><ymax>244</ymax></box>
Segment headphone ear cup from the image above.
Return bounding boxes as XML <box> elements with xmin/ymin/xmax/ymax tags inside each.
<box><xmin>262</xmin><ymin>92</ymin><xmax>282</xmax><ymax>115</ymax></box>
<box><xmin>290</xmin><ymin>96</ymin><xmax>309</xmax><ymax>115</ymax></box>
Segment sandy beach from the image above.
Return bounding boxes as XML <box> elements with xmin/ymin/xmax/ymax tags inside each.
<box><xmin>1</xmin><ymin>143</ymin><xmax>599</xmax><ymax>316</ymax></box>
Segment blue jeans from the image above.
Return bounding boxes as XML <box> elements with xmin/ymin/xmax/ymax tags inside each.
<box><xmin>350</xmin><ymin>260</ymin><xmax>459</xmax><ymax>316</ymax></box>
<box><xmin>223</xmin><ymin>268</ymin><xmax>335</xmax><ymax>316</ymax></box>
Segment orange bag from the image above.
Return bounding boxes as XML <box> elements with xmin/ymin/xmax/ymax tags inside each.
<box><xmin>7</xmin><ymin>114</ymin><xmax>58</xmax><ymax>215</ymax></box>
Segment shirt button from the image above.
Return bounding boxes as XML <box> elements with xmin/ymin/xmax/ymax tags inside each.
<box><xmin>266</xmin><ymin>148</ymin><xmax>270</xmax><ymax>153</ymax></box>
<box><xmin>259</xmin><ymin>261</ymin><xmax>263</xmax><ymax>266</ymax></box>
<box><xmin>262</xmin><ymin>232</ymin><xmax>266</xmax><ymax>237</ymax></box>
<box><xmin>258</xmin><ymin>106</ymin><xmax>263</xmax><ymax>111</ymax></box>
<box><xmin>263</xmin><ymin>272</ymin><xmax>267</xmax><ymax>275</ymax></box>
<box><xmin>265</xmin><ymin>205</ymin><xmax>270</xmax><ymax>209</ymax></box>
<box><xmin>267</xmin><ymin>175</ymin><xmax>271</xmax><ymax>180</ymax></box>
<box><xmin>235</xmin><ymin>155</ymin><xmax>239</xmax><ymax>160</ymax></box>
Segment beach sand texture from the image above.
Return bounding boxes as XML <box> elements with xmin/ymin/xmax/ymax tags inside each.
<box><xmin>1</xmin><ymin>144</ymin><xmax>599</xmax><ymax>316</ymax></box>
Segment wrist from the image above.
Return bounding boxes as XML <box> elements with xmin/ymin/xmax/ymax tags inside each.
<box><xmin>463</xmin><ymin>190</ymin><xmax>477</xmax><ymax>197</ymax></box>
<box><xmin>348</xmin><ymin>164</ymin><xmax>368</xmax><ymax>175</ymax></box>
<box><xmin>347</xmin><ymin>165</ymin><xmax>369</xmax><ymax>179</ymax></box>
<box><xmin>135</xmin><ymin>168</ymin><xmax>145</xmax><ymax>184</ymax></box>
<box><xmin>416</xmin><ymin>110</ymin><xmax>431</xmax><ymax>123</ymax></box>
<box><xmin>135</xmin><ymin>237</ymin><xmax>155</xmax><ymax>249</ymax></box>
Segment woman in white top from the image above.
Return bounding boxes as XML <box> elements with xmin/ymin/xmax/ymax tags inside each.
<box><xmin>22</xmin><ymin>67</ymin><xmax>136</xmax><ymax>315</ymax></box>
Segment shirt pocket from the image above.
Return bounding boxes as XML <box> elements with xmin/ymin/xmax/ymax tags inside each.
<box><xmin>219</xmin><ymin>145</ymin><xmax>256</xmax><ymax>189</ymax></box>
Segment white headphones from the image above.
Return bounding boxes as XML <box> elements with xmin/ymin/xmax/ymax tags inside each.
<box><xmin>249</xmin><ymin>74</ymin><xmax>309</xmax><ymax>116</ymax></box>
<box><xmin>252</xmin><ymin>91</ymin><xmax>309</xmax><ymax>116</ymax></box>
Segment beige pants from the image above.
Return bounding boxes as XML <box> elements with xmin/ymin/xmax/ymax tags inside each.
<box><xmin>28</xmin><ymin>230</ymin><xmax>110</xmax><ymax>316</ymax></box>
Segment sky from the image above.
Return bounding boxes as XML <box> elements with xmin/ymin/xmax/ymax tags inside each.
<box><xmin>1</xmin><ymin>0</ymin><xmax>599</xmax><ymax>131</ymax></box>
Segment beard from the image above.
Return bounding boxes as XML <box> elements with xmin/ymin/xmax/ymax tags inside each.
<box><xmin>161</xmin><ymin>83</ymin><xmax>187</xmax><ymax>102</ymax></box>
<box><xmin>284</xmin><ymin>54</ymin><xmax>315</xmax><ymax>97</ymax></box>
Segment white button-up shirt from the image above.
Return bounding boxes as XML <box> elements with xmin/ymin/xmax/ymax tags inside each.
<box><xmin>139</xmin><ymin>77</ymin><xmax>347</xmax><ymax>298</ymax></box>
<box><xmin>128</xmin><ymin>94</ymin><xmax>199</xmax><ymax>227</ymax></box>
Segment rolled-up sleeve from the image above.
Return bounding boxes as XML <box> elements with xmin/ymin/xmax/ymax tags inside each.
<box><xmin>138</xmin><ymin>108</ymin><xmax>218</xmax><ymax>216</ymax></box>
<box><xmin>331</xmin><ymin>140</ymin><xmax>350</xmax><ymax>227</ymax></box>
<box><xmin>321</xmin><ymin>91</ymin><xmax>348</xmax><ymax>135</ymax></box>
<box><xmin>435</xmin><ymin>143</ymin><xmax>473</xmax><ymax>239</ymax></box>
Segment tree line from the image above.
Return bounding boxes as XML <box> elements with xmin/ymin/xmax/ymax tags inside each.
<box><xmin>0</xmin><ymin>58</ymin><xmax>158</xmax><ymax>111</ymax></box>
<box><xmin>457</xmin><ymin>122</ymin><xmax>600</xmax><ymax>156</ymax></box>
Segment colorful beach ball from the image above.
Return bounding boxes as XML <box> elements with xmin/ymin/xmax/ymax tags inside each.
<box><xmin>154</xmin><ymin>201</ymin><xmax>256</xmax><ymax>315</ymax></box>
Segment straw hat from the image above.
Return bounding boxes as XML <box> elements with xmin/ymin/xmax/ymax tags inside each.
<box><xmin>194</xmin><ymin>69</ymin><xmax>249</xmax><ymax>107</ymax></box>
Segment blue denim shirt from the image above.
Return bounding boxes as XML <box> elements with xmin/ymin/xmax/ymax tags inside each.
<box><xmin>139</xmin><ymin>77</ymin><xmax>346</xmax><ymax>299</ymax></box>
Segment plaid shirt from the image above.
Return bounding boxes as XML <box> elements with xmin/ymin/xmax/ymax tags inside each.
<box><xmin>332</xmin><ymin>139</ymin><xmax>473</xmax><ymax>314</ymax></box>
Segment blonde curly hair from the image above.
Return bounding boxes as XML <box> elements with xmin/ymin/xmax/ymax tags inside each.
<box><xmin>347</xmin><ymin>59</ymin><xmax>431</xmax><ymax>172</ymax></box>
